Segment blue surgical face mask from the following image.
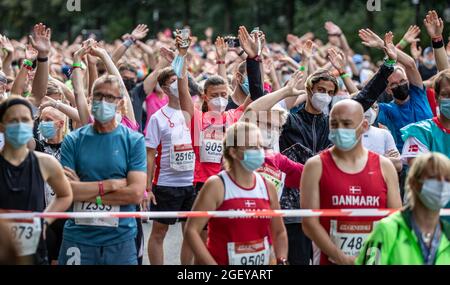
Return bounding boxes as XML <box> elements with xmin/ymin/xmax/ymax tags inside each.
<box><xmin>38</xmin><ymin>121</ymin><xmax>57</xmax><ymax>139</ymax></box>
<box><xmin>418</xmin><ymin>179</ymin><xmax>450</xmax><ymax>211</ymax></box>
<box><xmin>91</xmin><ymin>100</ymin><xmax>117</xmax><ymax>124</ymax></box>
<box><xmin>240</xmin><ymin>76</ymin><xmax>250</xmax><ymax>95</ymax></box>
<box><xmin>424</xmin><ymin>59</ymin><xmax>436</xmax><ymax>66</ymax></box>
<box><xmin>440</xmin><ymin>98</ymin><xmax>450</xmax><ymax>119</ymax></box>
<box><xmin>240</xmin><ymin>149</ymin><xmax>265</xmax><ymax>172</ymax></box>
<box><xmin>171</xmin><ymin>55</ymin><xmax>185</xmax><ymax>78</ymax></box>
<box><xmin>5</xmin><ymin>122</ymin><xmax>33</xmax><ymax>149</ymax></box>
<box><xmin>329</xmin><ymin>122</ymin><xmax>363</xmax><ymax>151</ymax></box>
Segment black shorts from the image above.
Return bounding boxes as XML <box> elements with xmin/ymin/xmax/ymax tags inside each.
<box><xmin>151</xmin><ymin>185</ymin><xmax>195</xmax><ymax>225</ymax></box>
<box><xmin>285</xmin><ymin>223</ymin><xmax>312</xmax><ymax>265</ymax></box>
<box><xmin>45</xmin><ymin>219</ymin><xmax>66</xmax><ymax>262</ymax></box>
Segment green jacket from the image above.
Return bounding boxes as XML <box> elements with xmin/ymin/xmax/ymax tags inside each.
<box><xmin>356</xmin><ymin>210</ymin><xmax>450</xmax><ymax>265</ymax></box>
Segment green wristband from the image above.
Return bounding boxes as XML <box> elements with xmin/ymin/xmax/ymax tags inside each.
<box><xmin>340</xmin><ymin>73</ymin><xmax>351</xmax><ymax>79</ymax></box>
<box><xmin>399</xmin><ymin>39</ymin><xmax>408</xmax><ymax>49</ymax></box>
<box><xmin>384</xmin><ymin>58</ymin><xmax>397</xmax><ymax>67</ymax></box>
<box><xmin>96</xmin><ymin>196</ymin><xmax>103</xmax><ymax>207</ymax></box>
<box><xmin>299</xmin><ymin>66</ymin><xmax>306</xmax><ymax>72</ymax></box>
<box><xmin>23</xmin><ymin>59</ymin><xmax>33</xmax><ymax>67</ymax></box>
<box><xmin>72</xmin><ymin>62</ymin><xmax>83</xmax><ymax>68</ymax></box>
<box><xmin>23</xmin><ymin>91</ymin><xmax>31</xmax><ymax>98</ymax></box>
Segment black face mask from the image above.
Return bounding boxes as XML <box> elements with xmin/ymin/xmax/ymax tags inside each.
<box><xmin>392</xmin><ymin>83</ymin><xmax>409</xmax><ymax>101</ymax></box>
<box><xmin>123</xmin><ymin>79</ymin><xmax>137</xmax><ymax>91</ymax></box>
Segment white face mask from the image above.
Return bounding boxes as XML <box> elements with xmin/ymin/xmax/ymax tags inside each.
<box><xmin>208</xmin><ymin>97</ymin><xmax>228</xmax><ymax>113</ymax></box>
<box><xmin>169</xmin><ymin>80</ymin><xmax>179</xmax><ymax>98</ymax></box>
<box><xmin>418</xmin><ymin>179</ymin><xmax>450</xmax><ymax>211</ymax></box>
<box><xmin>311</xmin><ymin>92</ymin><xmax>332</xmax><ymax>112</ymax></box>
<box><xmin>364</xmin><ymin>108</ymin><xmax>377</xmax><ymax>126</ymax></box>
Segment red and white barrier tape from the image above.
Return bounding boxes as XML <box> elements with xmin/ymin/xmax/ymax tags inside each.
<box><xmin>0</xmin><ymin>209</ymin><xmax>450</xmax><ymax>220</ymax></box>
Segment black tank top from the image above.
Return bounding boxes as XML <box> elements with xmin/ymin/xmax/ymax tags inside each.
<box><xmin>0</xmin><ymin>151</ymin><xmax>48</xmax><ymax>264</ymax></box>
<box><xmin>0</xmin><ymin>151</ymin><xmax>45</xmax><ymax>211</ymax></box>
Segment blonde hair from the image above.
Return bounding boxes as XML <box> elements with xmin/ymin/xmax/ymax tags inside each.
<box><xmin>405</xmin><ymin>152</ymin><xmax>450</xmax><ymax>208</ymax></box>
<box><xmin>222</xmin><ymin>122</ymin><xmax>261</xmax><ymax>171</ymax></box>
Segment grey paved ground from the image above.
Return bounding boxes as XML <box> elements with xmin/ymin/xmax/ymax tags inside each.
<box><xmin>142</xmin><ymin>221</ymin><xmax>183</xmax><ymax>265</ymax></box>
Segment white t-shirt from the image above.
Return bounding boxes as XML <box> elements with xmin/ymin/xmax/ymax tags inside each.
<box><xmin>401</xmin><ymin>137</ymin><xmax>430</xmax><ymax>164</ymax></box>
<box><xmin>362</xmin><ymin>126</ymin><xmax>398</xmax><ymax>155</ymax></box>
<box><xmin>145</xmin><ymin>105</ymin><xmax>195</xmax><ymax>187</ymax></box>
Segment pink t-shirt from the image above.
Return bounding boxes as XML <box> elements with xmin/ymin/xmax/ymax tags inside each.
<box><xmin>144</xmin><ymin>92</ymin><xmax>169</xmax><ymax>131</ymax></box>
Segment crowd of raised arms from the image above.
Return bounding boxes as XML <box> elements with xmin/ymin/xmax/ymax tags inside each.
<box><xmin>0</xmin><ymin>9</ymin><xmax>449</xmax><ymax>266</ymax></box>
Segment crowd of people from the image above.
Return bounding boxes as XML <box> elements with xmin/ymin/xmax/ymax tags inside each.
<box><xmin>0</xmin><ymin>8</ymin><xmax>449</xmax><ymax>265</ymax></box>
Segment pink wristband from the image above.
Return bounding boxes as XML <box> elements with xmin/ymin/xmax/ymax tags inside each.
<box><xmin>144</xmin><ymin>191</ymin><xmax>149</xmax><ymax>199</ymax></box>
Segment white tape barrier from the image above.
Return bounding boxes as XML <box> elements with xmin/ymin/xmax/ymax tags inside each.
<box><xmin>1</xmin><ymin>209</ymin><xmax>450</xmax><ymax>220</ymax></box>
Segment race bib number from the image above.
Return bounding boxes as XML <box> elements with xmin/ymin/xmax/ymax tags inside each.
<box><xmin>330</xmin><ymin>220</ymin><xmax>376</xmax><ymax>257</ymax></box>
<box><xmin>257</xmin><ymin>165</ymin><xmax>286</xmax><ymax>201</ymax></box>
<box><xmin>227</xmin><ymin>237</ymin><xmax>270</xmax><ymax>265</ymax></box>
<box><xmin>170</xmin><ymin>144</ymin><xmax>195</xmax><ymax>171</ymax></box>
<box><xmin>7</xmin><ymin>218</ymin><xmax>42</xmax><ymax>256</ymax></box>
<box><xmin>73</xmin><ymin>202</ymin><xmax>119</xmax><ymax>227</ymax></box>
<box><xmin>200</xmin><ymin>131</ymin><xmax>223</xmax><ymax>163</ymax></box>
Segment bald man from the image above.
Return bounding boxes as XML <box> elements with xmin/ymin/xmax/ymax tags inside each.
<box><xmin>300</xmin><ymin>99</ymin><xmax>402</xmax><ymax>265</ymax></box>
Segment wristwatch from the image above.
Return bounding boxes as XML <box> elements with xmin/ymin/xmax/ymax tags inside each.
<box><xmin>277</xmin><ymin>257</ymin><xmax>289</xmax><ymax>265</ymax></box>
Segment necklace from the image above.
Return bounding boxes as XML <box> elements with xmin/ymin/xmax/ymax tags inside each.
<box><xmin>161</xmin><ymin>108</ymin><xmax>175</xmax><ymax>128</ymax></box>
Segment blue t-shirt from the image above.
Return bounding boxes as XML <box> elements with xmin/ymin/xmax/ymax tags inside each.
<box><xmin>61</xmin><ymin>124</ymin><xmax>146</xmax><ymax>246</ymax></box>
<box><xmin>378</xmin><ymin>85</ymin><xmax>433</xmax><ymax>151</ymax></box>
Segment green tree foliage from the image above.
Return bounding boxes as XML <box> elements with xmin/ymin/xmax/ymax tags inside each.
<box><xmin>0</xmin><ymin>0</ymin><xmax>449</xmax><ymax>56</ymax></box>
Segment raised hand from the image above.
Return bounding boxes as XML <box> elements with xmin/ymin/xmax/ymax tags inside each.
<box><xmin>325</xmin><ymin>21</ymin><xmax>342</xmax><ymax>35</ymax></box>
<box><xmin>131</xmin><ymin>24</ymin><xmax>149</xmax><ymax>41</ymax></box>
<box><xmin>402</xmin><ymin>25</ymin><xmax>421</xmax><ymax>44</ymax></box>
<box><xmin>215</xmin><ymin>36</ymin><xmax>228</xmax><ymax>60</ymax></box>
<box><xmin>0</xmin><ymin>35</ymin><xmax>14</xmax><ymax>54</ymax></box>
<box><xmin>328</xmin><ymin>48</ymin><xmax>346</xmax><ymax>73</ymax></box>
<box><xmin>286</xmin><ymin>71</ymin><xmax>305</xmax><ymax>96</ymax></box>
<box><xmin>424</xmin><ymin>10</ymin><xmax>444</xmax><ymax>39</ymax></box>
<box><xmin>238</xmin><ymin>26</ymin><xmax>259</xmax><ymax>59</ymax></box>
<box><xmin>73</xmin><ymin>39</ymin><xmax>94</xmax><ymax>61</ymax></box>
<box><xmin>25</xmin><ymin>44</ymin><xmax>38</xmax><ymax>61</ymax></box>
<box><xmin>297</xmin><ymin>39</ymin><xmax>314</xmax><ymax>59</ymax></box>
<box><xmin>175</xmin><ymin>30</ymin><xmax>191</xmax><ymax>56</ymax></box>
<box><xmin>359</xmin><ymin>28</ymin><xmax>384</xmax><ymax>50</ymax></box>
<box><xmin>383</xmin><ymin>31</ymin><xmax>397</xmax><ymax>61</ymax></box>
<box><xmin>410</xmin><ymin>41</ymin><xmax>422</xmax><ymax>60</ymax></box>
<box><xmin>160</xmin><ymin>46</ymin><xmax>175</xmax><ymax>63</ymax></box>
<box><xmin>29</xmin><ymin>23</ymin><xmax>52</xmax><ymax>57</ymax></box>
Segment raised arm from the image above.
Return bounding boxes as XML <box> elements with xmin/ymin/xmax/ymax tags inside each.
<box><xmin>215</xmin><ymin>37</ymin><xmax>228</xmax><ymax>80</ymax></box>
<box><xmin>39</xmin><ymin>96</ymin><xmax>81</xmax><ymax>123</ymax></box>
<box><xmin>325</xmin><ymin>21</ymin><xmax>352</xmax><ymax>56</ymax></box>
<box><xmin>424</xmin><ymin>10</ymin><xmax>449</xmax><ymax>72</ymax></box>
<box><xmin>245</xmin><ymin>71</ymin><xmax>304</xmax><ymax>113</ymax></box>
<box><xmin>355</xmin><ymin>31</ymin><xmax>396</xmax><ymax>111</ymax></box>
<box><xmin>11</xmin><ymin>45</ymin><xmax>37</xmax><ymax>96</ymax></box>
<box><xmin>328</xmin><ymin>47</ymin><xmax>358</xmax><ymax>94</ymax></box>
<box><xmin>29</xmin><ymin>23</ymin><xmax>52</xmax><ymax>107</ymax></box>
<box><xmin>0</xmin><ymin>35</ymin><xmax>14</xmax><ymax>77</ymax></box>
<box><xmin>87</xmin><ymin>53</ymin><xmax>98</xmax><ymax>96</ymax></box>
<box><xmin>396</xmin><ymin>25</ymin><xmax>421</xmax><ymax>52</ymax></box>
<box><xmin>91</xmin><ymin>43</ymin><xmax>136</xmax><ymax>123</ymax></box>
<box><xmin>72</xmin><ymin>44</ymin><xmax>91</xmax><ymax>126</ymax></box>
<box><xmin>112</xmin><ymin>24</ymin><xmax>149</xmax><ymax>64</ymax></box>
<box><xmin>176</xmin><ymin>32</ymin><xmax>195</xmax><ymax>119</ymax></box>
